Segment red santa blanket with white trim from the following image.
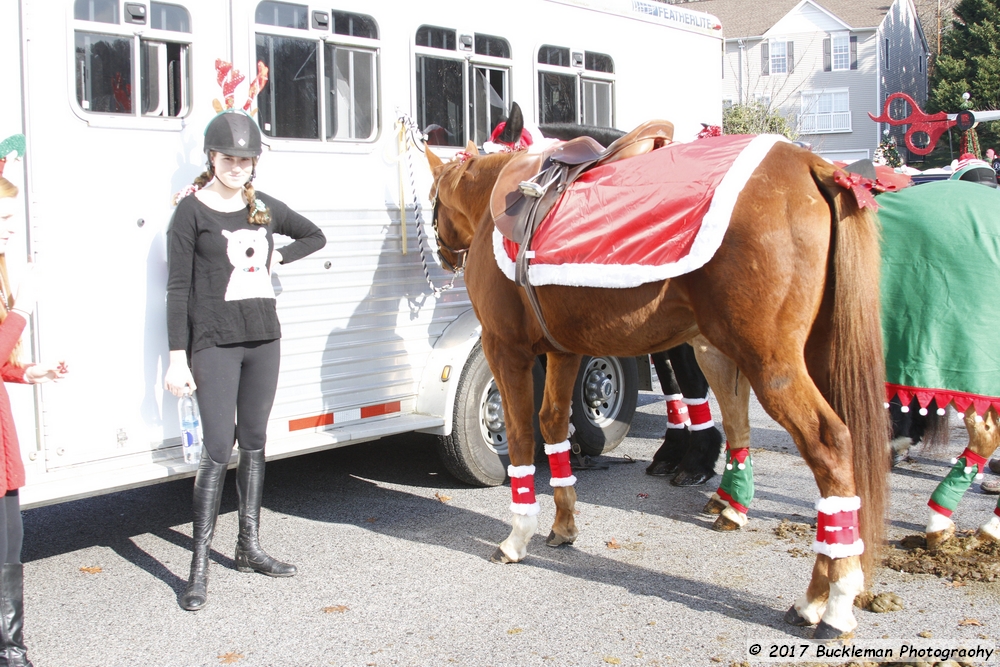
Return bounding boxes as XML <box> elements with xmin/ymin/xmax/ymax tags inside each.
<box><xmin>494</xmin><ymin>134</ymin><xmax>788</xmax><ymax>288</ymax></box>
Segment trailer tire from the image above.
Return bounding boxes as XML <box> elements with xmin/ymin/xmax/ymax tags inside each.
<box><xmin>570</xmin><ymin>356</ymin><xmax>638</xmax><ymax>456</ymax></box>
<box><xmin>437</xmin><ymin>344</ymin><xmax>544</xmax><ymax>486</ymax></box>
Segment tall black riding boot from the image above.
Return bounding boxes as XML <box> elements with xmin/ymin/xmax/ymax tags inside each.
<box><xmin>0</xmin><ymin>564</ymin><xmax>33</xmax><ymax>667</ymax></box>
<box><xmin>180</xmin><ymin>453</ymin><xmax>228</xmax><ymax>611</ymax></box>
<box><xmin>235</xmin><ymin>449</ymin><xmax>296</xmax><ymax>577</ymax></box>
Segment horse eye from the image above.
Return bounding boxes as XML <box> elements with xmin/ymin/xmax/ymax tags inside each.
<box><xmin>246</xmin><ymin>247</ymin><xmax>255</xmax><ymax>257</ymax></box>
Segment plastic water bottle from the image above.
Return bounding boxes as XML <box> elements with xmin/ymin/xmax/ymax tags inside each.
<box><xmin>178</xmin><ymin>389</ymin><xmax>203</xmax><ymax>464</ymax></box>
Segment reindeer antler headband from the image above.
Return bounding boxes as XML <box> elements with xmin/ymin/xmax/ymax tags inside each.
<box><xmin>213</xmin><ymin>59</ymin><xmax>269</xmax><ymax>115</ymax></box>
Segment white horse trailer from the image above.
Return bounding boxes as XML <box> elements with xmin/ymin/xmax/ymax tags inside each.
<box><xmin>1</xmin><ymin>0</ymin><xmax>722</xmax><ymax>507</ymax></box>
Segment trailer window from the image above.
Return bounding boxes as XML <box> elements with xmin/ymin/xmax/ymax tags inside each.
<box><xmin>415</xmin><ymin>27</ymin><xmax>511</xmax><ymax>147</ymax></box>
<box><xmin>74</xmin><ymin>0</ymin><xmax>118</xmax><ymax>24</ymax></box>
<box><xmin>537</xmin><ymin>45</ymin><xmax>615</xmax><ymax>127</ymax></box>
<box><xmin>333</xmin><ymin>10</ymin><xmax>378</xmax><ymax>38</ymax></box>
<box><xmin>150</xmin><ymin>2</ymin><xmax>190</xmax><ymax>32</ymax></box>
<box><xmin>256</xmin><ymin>7</ymin><xmax>380</xmax><ymax>142</ymax></box>
<box><xmin>255</xmin><ymin>1</ymin><xmax>309</xmax><ymax>29</ymax></box>
<box><xmin>73</xmin><ymin>2</ymin><xmax>191</xmax><ymax>119</ymax></box>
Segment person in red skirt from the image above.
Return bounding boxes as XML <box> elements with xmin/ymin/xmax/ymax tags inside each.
<box><xmin>0</xmin><ymin>169</ymin><xmax>69</xmax><ymax>667</ymax></box>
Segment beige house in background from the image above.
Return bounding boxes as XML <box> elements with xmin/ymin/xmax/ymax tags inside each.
<box><xmin>670</xmin><ymin>0</ymin><xmax>930</xmax><ymax>162</ymax></box>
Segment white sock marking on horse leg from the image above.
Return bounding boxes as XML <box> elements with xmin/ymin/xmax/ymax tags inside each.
<box><xmin>792</xmin><ymin>594</ymin><xmax>826</xmax><ymax>626</ymax></box>
<box><xmin>978</xmin><ymin>515</ymin><xmax>1000</xmax><ymax>542</ymax></box>
<box><xmin>720</xmin><ymin>505</ymin><xmax>747</xmax><ymax>527</ymax></box>
<box><xmin>499</xmin><ymin>513</ymin><xmax>539</xmax><ymax>562</ymax></box>
<box><xmin>926</xmin><ymin>510</ymin><xmax>954</xmax><ymax>535</ymax></box>
<box><xmin>820</xmin><ymin>567</ymin><xmax>864</xmax><ymax>633</ymax></box>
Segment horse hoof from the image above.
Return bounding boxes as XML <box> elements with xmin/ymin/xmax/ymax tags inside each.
<box><xmin>645</xmin><ymin>460</ymin><xmax>677</xmax><ymax>476</ymax></box>
<box><xmin>546</xmin><ymin>530</ymin><xmax>576</xmax><ymax>547</ymax></box>
<box><xmin>784</xmin><ymin>605</ymin><xmax>814</xmax><ymax>627</ymax></box>
<box><xmin>490</xmin><ymin>547</ymin><xmax>516</xmax><ymax>564</ymax></box>
<box><xmin>712</xmin><ymin>513</ymin><xmax>742</xmax><ymax>531</ymax></box>
<box><xmin>813</xmin><ymin>620</ymin><xmax>851</xmax><ymax>641</ymax></box>
<box><xmin>670</xmin><ymin>470</ymin><xmax>715</xmax><ymax>487</ymax></box>
<box><xmin>975</xmin><ymin>526</ymin><xmax>1000</xmax><ymax>544</ymax></box>
<box><xmin>703</xmin><ymin>497</ymin><xmax>727</xmax><ymax>515</ymax></box>
<box><xmin>925</xmin><ymin>526</ymin><xmax>955</xmax><ymax>551</ymax></box>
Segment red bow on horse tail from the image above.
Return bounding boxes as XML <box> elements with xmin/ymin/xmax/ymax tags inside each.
<box><xmin>833</xmin><ymin>170</ymin><xmax>879</xmax><ymax>211</ymax></box>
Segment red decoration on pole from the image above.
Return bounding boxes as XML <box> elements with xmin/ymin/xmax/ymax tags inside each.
<box><xmin>868</xmin><ymin>92</ymin><xmax>955</xmax><ymax>156</ymax></box>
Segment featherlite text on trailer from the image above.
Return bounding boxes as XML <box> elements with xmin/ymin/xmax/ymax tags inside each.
<box><xmin>2</xmin><ymin>0</ymin><xmax>722</xmax><ymax>507</ymax></box>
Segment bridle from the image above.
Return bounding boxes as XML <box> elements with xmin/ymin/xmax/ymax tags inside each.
<box><xmin>429</xmin><ymin>172</ymin><xmax>469</xmax><ymax>275</ymax></box>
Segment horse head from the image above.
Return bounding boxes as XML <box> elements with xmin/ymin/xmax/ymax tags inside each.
<box><xmin>426</xmin><ymin>141</ymin><xmax>515</xmax><ymax>273</ymax></box>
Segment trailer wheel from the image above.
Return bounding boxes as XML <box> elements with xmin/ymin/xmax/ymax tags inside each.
<box><xmin>570</xmin><ymin>356</ymin><xmax>638</xmax><ymax>456</ymax></box>
<box><xmin>438</xmin><ymin>343</ymin><xmax>544</xmax><ymax>486</ymax></box>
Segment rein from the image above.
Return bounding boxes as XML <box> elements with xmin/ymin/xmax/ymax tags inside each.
<box><xmin>396</xmin><ymin>113</ymin><xmax>460</xmax><ymax>296</ymax></box>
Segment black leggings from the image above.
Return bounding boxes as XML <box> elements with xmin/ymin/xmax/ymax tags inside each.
<box><xmin>0</xmin><ymin>490</ymin><xmax>24</xmax><ymax>564</ymax></box>
<box><xmin>191</xmin><ymin>339</ymin><xmax>280</xmax><ymax>464</ymax></box>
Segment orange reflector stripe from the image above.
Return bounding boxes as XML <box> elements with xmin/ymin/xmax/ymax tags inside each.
<box><xmin>288</xmin><ymin>401</ymin><xmax>402</xmax><ymax>432</ymax></box>
<box><xmin>361</xmin><ymin>401</ymin><xmax>401</xmax><ymax>418</ymax></box>
<box><xmin>288</xmin><ymin>413</ymin><xmax>333</xmax><ymax>431</ymax></box>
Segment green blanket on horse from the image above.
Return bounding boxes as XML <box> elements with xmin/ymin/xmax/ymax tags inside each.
<box><xmin>878</xmin><ymin>180</ymin><xmax>1000</xmax><ymax>415</ymax></box>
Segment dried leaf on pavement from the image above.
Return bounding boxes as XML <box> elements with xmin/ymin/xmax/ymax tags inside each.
<box><xmin>323</xmin><ymin>605</ymin><xmax>349</xmax><ymax>614</ymax></box>
<box><xmin>959</xmin><ymin>618</ymin><xmax>982</xmax><ymax>626</ymax></box>
<box><xmin>218</xmin><ymin>652</ymin><xmax>244</xmax><ymax>664</ymax></box>
<box><xmin>606</xmin><ymin>538</ymin><xmax>621</xmax><ymax>549</ymax></box>
<box><xmin>79</xmin><ymin>566</ymin><xmax>102</xmax><ymax>574</ymax></box>
<box><xmin>435</xmin><ymin>491</ymin><xmax>452</xmax><ymax>503</ymax></box>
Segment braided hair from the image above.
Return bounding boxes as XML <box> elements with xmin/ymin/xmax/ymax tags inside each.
<box><xmin>175</xmin><ymin>153</ymin><xmax>270</xmax><ymax>225</ymax></box>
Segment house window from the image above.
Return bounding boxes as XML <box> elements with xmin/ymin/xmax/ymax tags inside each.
<box><xmin>832</xmin><ymin>34</ymin><xmax>850</xmax><ymax>70</ymax></box>
<box><xmin>770</xmin><ymin>40</ymin><xmax>787</xmax><ymax>74</ymax></box>
<box><xmin>415</xmin><ymin>27</ymin><xmax>512</xmax><ymax>147</ymax></box>
<box><xmin>800</xmin><ymin>90</ymin><xmax>850</xmax><ymax>134</ymax></box>
<box><xmin>884</xmin><ymin>38</ymin><xmax>890</xmax><ymax>70</ymax></box>
<box><xmin>256</xmin><ymin>3</ymin><xmax>380</xmax><ymax>141</ymax></box>
<box><xmin>73</xmin><ymin>0</ymin><xmax>191</xmax><ymax>117</ymax></box>
<box><xmin>761</xmin><ymin>40</ymin><xmax>793</xmax><ymax>76</ymax></box>
<box><xmin>537</xmin><ymin>45</ymin><xmax>615</xmax><ymax>127</ymax></box>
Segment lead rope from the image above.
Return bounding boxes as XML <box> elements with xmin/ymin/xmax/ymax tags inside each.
<box><xmin>396</xmin><ymin>113</ymin><xmax>459</xmax><ymax>297</ymax></box>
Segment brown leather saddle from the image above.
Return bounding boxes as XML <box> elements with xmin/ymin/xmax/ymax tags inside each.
<box><xmin>491</xmin><ymin>119</ymin><xmax>675</xmax><ymax>250</ymax></box>
<box><xmin>488</xmin><ymin>119</ymin><xmax>674</xmax><ymax>351</ymax></box>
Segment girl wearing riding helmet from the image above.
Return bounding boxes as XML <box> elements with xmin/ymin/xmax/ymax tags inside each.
<box><xmin>165</xmin><ymin>111</ymin><xmax>325</xmax><ymax>611</ymax></box>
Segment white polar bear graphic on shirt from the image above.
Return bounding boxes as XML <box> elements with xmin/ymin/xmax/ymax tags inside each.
<box><xmin>221</xmin><ymin>227</ymin><xmax>275</xmax><ymax>301</ymax></box>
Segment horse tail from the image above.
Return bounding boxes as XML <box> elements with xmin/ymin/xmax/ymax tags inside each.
<box><xmin>812</xmin><ymin>163</ymin><xmax>890</xmax><ymax>580</ymax></box>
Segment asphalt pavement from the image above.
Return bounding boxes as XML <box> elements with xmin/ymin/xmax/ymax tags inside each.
<box><xmin>20</xmin><ymin>391</ymin><xmax>1000</xmax><ymax>667</ymax></box>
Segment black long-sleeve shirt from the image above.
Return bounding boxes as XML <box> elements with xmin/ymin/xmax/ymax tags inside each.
<box><xmin>166</xmin><ymin>192</ymin><xmax>326</xmax><ymax>353</ymax></box>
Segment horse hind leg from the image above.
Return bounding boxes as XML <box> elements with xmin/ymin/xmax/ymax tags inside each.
<box><xmin>537</xmin><ymin>352</ymin><xmax>583</xmax><ymax>548</ymax></box>
<box><xmin>691</xmin><ymin>339</ymin><xmax>752</xmax><ymax>529</ymax></box>
<box><xmin>926</xmin><ymin>407</ymin><xmax>1000</xmax><ymax>548</ymax></box>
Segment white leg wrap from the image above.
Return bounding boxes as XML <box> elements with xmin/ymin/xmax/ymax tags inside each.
<box><xmin>820</xmin><ymin>568</ymin><xmax>864</xmax><ymax>634</ymax></box>
<box><xmin>977</xmin><ymin>515</ymin><xmax>1000</xmax><ymax>542</ymax></box>
<box><xmin>498</xmin><ymin>513</ymin><xmax>538</xmax><ymax>562</ymax></box>
<box><xmin>926</xmin><ymin>510</ymin><xmax>954</xmax><ymax>535</ymax></box>
<box><xmin>792</xmin><ymin>594</ymin><xmax>826</xmax><ymax>626</ymax></box>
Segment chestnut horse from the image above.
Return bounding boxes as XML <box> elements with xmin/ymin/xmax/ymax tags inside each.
<box><xmin>425</xmin><ymin>132</ymin><xmax>889</xmax><ymax>639</ymax></box>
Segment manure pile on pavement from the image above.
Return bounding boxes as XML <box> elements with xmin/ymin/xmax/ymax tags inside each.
<box><xmin>883</xmin><ymin>531</ymin><xmax>1000</xmax><ymax>582</ymax></box>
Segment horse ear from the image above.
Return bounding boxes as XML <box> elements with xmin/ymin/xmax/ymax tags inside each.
<box><xmin>426</xmin><ymin>147</ymin><xmax>443</xmax><ymax>170</ymax></box>
<box><xmin>466</xmin><ymin>140</ymin><xmax>478</xmax><ymax>156</ymax></box>
<box><xmin>498</xmin><ymin>102</ymin><xmax>524</xmax><ymax>144</ymax></box>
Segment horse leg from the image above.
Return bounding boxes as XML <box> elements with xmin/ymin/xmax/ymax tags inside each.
<box><xmin>646</xmin><ymin>350</ymin><xmax>691</xmax><ymax>477</ymax></box>
<box><xmin>926</xmin><ymin>407</ymin><xmax>1000</xmax><ymax>549</ymax></box>
<box><xmin>481</xmin><ymin>337</ymin><xmax>542</xmax><ymax>564</ymax></box>
<box><xmin>537</xmin><ymin>352</ymin><xmax>584</xmax><ymax>548</ymax></box>
<box><xmin>691</xmin><ymin>339</ymin><xmax>753</xmax><ymax>529</ymax></box>
<box><xmin>749</xmin><ymin>377</ymin><xmax>864</xmax><ymax>638</ymax></box>
<box><xmin>667</xmin><ymin>343</ymin><xmax>724</xmax><ymax>488</ymax></box>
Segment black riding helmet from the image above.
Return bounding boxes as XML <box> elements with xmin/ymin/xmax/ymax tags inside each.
<box><xmin>203</xmin><ymin>111</ymin><xmax>262</xmax><ymax>158</ymax></box>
